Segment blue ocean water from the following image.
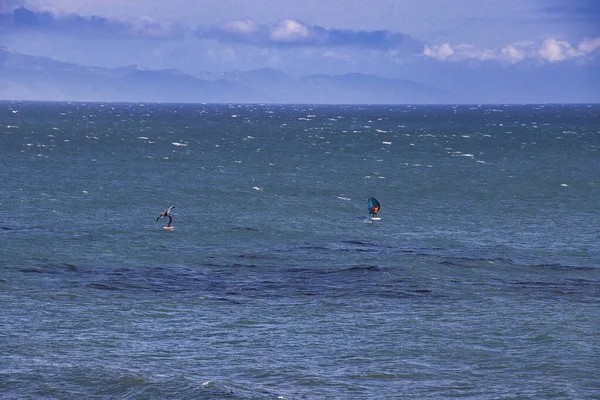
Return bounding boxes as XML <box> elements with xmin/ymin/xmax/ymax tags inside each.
<box><xmin>1</xmin><ymin>102</ymin><xmax>599</xmax><ymax>399</ymax></box>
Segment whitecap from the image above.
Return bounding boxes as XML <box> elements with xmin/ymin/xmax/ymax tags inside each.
<box><xmin>382</xmin><ymin>141</ymin><xmax>392</xmax><ymax>145</ymax></box>
<box><xmin>172</xmin><ymin>142</ymin><xmax>187</xmax><ymax>147</ymax></box>
<box><xmin>337</xmin><ymin>196</ymin><xmax>351</xmax><ymax>201</ymax></box>
<box><xmin>252</xmin><ymin>186</ymin><xmax>263</xmax><ymax>191</ymax></box>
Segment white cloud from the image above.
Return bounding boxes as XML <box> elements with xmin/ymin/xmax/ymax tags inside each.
<box><xmin>423</xmin><ymin>37</ymin><xmax>600</xmax><ymax>64</ymax></box>
<box><xmin>270</xmin><ymin>19</ymin><xmax>310</xmax><ymax>42</ymax></box>
<box><xmin>219</xmin><ymin>19</ymin><xmax>260</xmax><ymax>36</ymax></box>
<box><xmin>578</xmin><ymin>37</ymin><xmax>600</xmax><ymax>55</ymax></box>
<box><xmin>455</xmin><ymin>44</ymin><xmax>495</xmax><ymax>61</ymax></box>
<box><xmin>423</xmin><ymin>43</ymin><xmax>496</xmax><ymax>61</ymax></box>
<box><xmin>423</xmin><ymin>43</ymin><xmax>453</xmax><ymax>60</ymax></box>
<box><xmin>538</xmin><ymin>38</ymin><xmax>576</xmax><ymax>62</ymax></box>
<box><xmin>128</xmin><ymin>17</ymin><xmax>183</xmax><ymax>38</ymax></box>
<box><xmin>501</xmin><ymin>45</ymin><xmax>526</xmax><ymax>62</ymax></box>
<box><xmin>322</xmin><ymin>50</ymin><xmax>355</xmax><ymax>63</ymax></box>
<box><xmin>196</xmin><ymin>18</ymin><xmax>422</xmax><ymax>51</ymax></box>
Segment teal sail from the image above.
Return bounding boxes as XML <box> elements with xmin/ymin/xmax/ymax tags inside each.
<box><xmin>368</xmin><ymin>197</ymin><xmax>380</xmax><ymax>215</ymax></box>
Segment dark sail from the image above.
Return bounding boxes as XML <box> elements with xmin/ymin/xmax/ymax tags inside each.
<box><xmin>368</xmin><ymin>198</ymin><xmax>380</xmax><ymax>215</ymax></box>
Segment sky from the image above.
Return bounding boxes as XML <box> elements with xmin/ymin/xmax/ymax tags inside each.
<box><xmin>1</xmin><ymin>0</ymin><xmax>599</xmax><ymax>102</ymax></box>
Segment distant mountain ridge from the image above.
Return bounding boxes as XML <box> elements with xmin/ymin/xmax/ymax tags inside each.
<box><xmin>0</xmin><ymin>47</ymin><xmax>447</xmax><ymax>104</ymax></box>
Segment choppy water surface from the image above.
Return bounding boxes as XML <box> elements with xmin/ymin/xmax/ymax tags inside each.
<box><xmin>1</xmin><ymin>102</ymin><xmax>599</xmax><ymax>399</ymax></box>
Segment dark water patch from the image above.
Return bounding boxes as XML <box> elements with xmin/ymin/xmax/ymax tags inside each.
<box><xmin>341</xmin><ymin>239</ymin><xmax>380</xmax><ymax>248</ymax></box>
<box><xmin>20</xmin><ymin>259</ymin><xmax>83</xmax><ymax>274</ymax></box>
<box><xmin>232</xmin><ymin>226</ymin><xmax>260</xmax><ymax>231</ymax></box>
<box><xmin>236</xmin><ymin>286</ymin><xmax>260</xmax><ymax>292</ymax></box>
<box><xmin>312</xmin><ymin>265</ymin><xmax>389</xmax><ymax>280</ymax></box>
<box><xmin>342</xmin><ymin>240</ymin><xmax>369</xmax><ymax>245</ymax></box>
<box><xmin>353</xmin><ymin>248</ymin><xmax>379</xmax><ymax>253</ymax></box>
<box><xmin>513</xmin><ymin>280</ymin><xmax>561</xmax><ymax>287</ymax></box>
<box><xmin>200</xmin><ymin>295</ymin><xmax>247</xmax><ymax>304</ymax></box>
<box><xmin>232</xmin><ymin>263</ymin><xmax>260</xmax><ymax>268</ymax></box>
<box><xmin>501</xmin><ymin>278</ymin><xmax>600</xmax><ymax>300</ymax></box>
<box><xmin>439</xmin><ymin>256</ymin><xmax>516</xmax><ymax>269</ymax></box>
<box><xmin>20</xmin><ymin>268</ymin><xmax>44</xmax><ymax>273</ymax></box>
<box><xmin>85</xmin><ymin>282</ymin><xmax>120</xmax><ymax>291</ymax></box>
<box><xmin>237</xmin><ymin>254</ymin><xmax>262</xmax><ymax>259</ymax></box>
<box><xmin>345</xmin><ymin>264</ymin><xmax>381</xmax><ymax>272</ymax></box>
<box><xmin>84</xmin><ymin>278</ymin><xmax>178</xmax><ymax>293</ymax></box>
<box><xmin>529</xmin><ymin>263</ymin><xmax>598</xmax><ymax>271</ymax></box>
<box><xmin>297</xmin><ymin>244</ymin><xmax>331</xmax><ymax>251</ymax></box>
<box><xmin>0</xmin><ymin>225</ymin><xmax>44</xmax><ymax>232</ymax></box>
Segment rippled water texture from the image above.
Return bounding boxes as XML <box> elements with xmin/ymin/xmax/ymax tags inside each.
<box><xmin>1</xmin><ymin>102</ymin><xmax>599</xmax><ymax>398</ymax></box>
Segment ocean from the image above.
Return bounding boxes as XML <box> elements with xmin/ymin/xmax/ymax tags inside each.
<box><xmin>1</xmin><ymin>102</ymin><xmax>599</xmax><ymax>399</ymax></box>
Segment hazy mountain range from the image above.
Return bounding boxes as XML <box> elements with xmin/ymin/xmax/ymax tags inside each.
<box><xmin>0</xmin><ymin>46</ymin><xmax>448</xmax><ymax>104</ymax></box>
<box><xmin>2</xmin><ymin>46</ymin><xmax>599</xmax><ymax>104</ymax></box>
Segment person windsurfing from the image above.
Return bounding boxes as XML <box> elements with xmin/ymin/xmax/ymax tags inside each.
<box><xmin>368</xmin><ymin>197</ymin><xmax>380</xmax><ymax>218</ymax></box>
<box><xmin>156</xmin><ymin>205</ymin><xmax>174</xmax><ymax>228</ymax></box>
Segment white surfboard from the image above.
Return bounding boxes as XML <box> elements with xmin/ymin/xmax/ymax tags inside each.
<box><xmin>370</xmin><ymin>217</ymin><xmax>381</xmax><ymax>221</ymax></box>
<box><xmin>163</xmin><ymin>226</ymin><xmax>174</xmax><ymax>231</ymax></box>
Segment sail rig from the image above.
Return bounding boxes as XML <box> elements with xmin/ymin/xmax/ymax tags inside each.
<box><xmin>368</xmin><ymin>197</ymin><xmax>380</xmax><ymax>215</ymax></box>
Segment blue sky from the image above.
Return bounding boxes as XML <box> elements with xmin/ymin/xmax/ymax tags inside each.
<box><xmin>1</xmin><ymin>0</ymin><xmax>599</xmax><ymax>102</ymax></box>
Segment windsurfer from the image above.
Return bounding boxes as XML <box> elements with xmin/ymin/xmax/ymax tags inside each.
<box><xmin>368</xmin><ymin>198</ymin><xmax>381</xmax><ymax>218</ymax></box>
<box><xmin>156</xmin><ymin>205</ymin><xmax>174</xmax><ymax>227</ymax></box>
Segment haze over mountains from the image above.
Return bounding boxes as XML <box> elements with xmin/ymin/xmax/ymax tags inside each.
<box><xmin>1</xmin><ymin>46</ymin><xmax>598</xmax><ymax>104</ymax></box>
<box><xmin>0</xmin><ymin>46</ymin><xmax>446</xmax><ymax>104</ymax></box>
